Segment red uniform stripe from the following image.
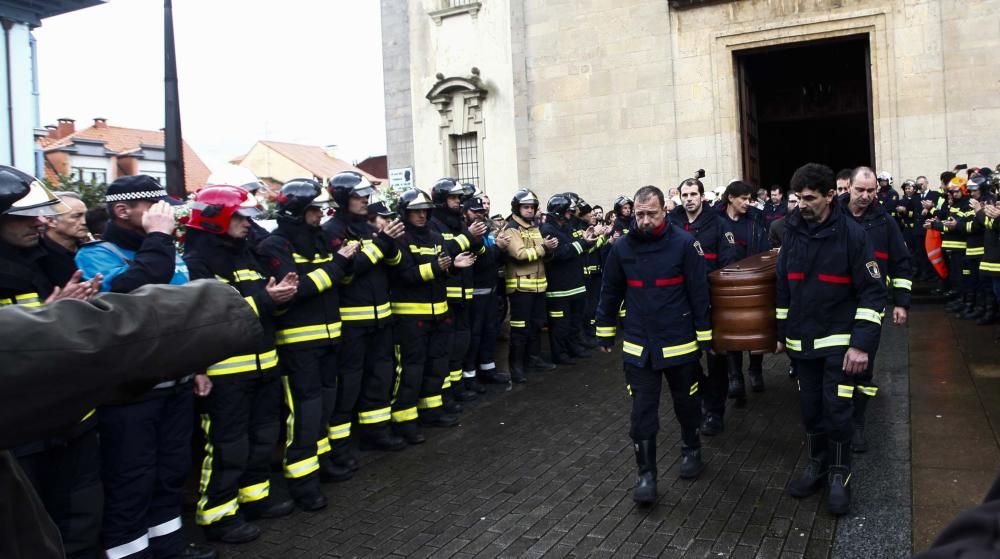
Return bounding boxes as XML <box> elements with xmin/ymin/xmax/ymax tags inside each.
<box><xmin>654</xmin><ymin>277</ymin><xmax>684</xmax><ymax>286</ymax></box>
<box><xmin>787</xmin><ymin>272</ymin><xmax>805</xmax><ymax>280</ymax></box>
<box><xmin>874</xmin><ymin>250</ymin><xmax>889</xmax><ymax>260</ymax></box>
<box><xmin>818</xmin><ymin>274</ymin><xmax>851</xmax><ymax>284</ymax></box>
<box><xmin>703</xmin><ymin>253</ymin><xmax>718</xmax><ymax>260</ymax></box>
<box><xmin>626</xmin><ymin>279</ymin><xmax>643</xmax><ymax>288</ymax></box>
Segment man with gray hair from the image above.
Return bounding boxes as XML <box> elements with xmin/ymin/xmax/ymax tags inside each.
<box><xmin>843</xmin><ymin>166</ymin><xmax>911</xmax><ymax>453</ymax></box>
<box><xmin>39</xmin><ymin>192</ymin><xmax>91</xmax><ymax>287</ymax></box>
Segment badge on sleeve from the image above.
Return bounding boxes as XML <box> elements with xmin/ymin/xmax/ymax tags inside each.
<box><xmin>724</xmin><ymin>231</ymin><xmax>736</xmax><ymax>245</ymax></box>
<box><xmin>866</xmin><ymin>261</ymin><xmax>881</xmax><ymax>279</ymax></box>
<box><xmin>693</xmin><ymin>241</ymin><xmax>704</xmax><ymax>256</ymax></box>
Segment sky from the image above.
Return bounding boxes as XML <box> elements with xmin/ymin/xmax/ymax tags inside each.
<box><xmin>34</xmin><ymin>0</ymin><xmax>388</xmax><ymax>171</ymax></box>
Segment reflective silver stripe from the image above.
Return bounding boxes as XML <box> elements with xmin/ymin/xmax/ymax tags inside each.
<box><xmin>106</xmin><ymin>534</ymin><xmax>149</xmax><ymax>559</ymax></box>
<box><xmin>471</xmin><ymin>287</ymin><xmax>494</xmax><ymax>296</ymax></box>
<box><xmin>153</xmin><ymin>375</ymin><xmax>192</xmax><ymax>390</ymax></box>
<box><xmin>148</xmin><ymin>516</ymin><xmax>182</xmax><ymax>538</ymax></box>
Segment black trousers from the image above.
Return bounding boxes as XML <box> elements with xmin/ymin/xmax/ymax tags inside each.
<box><xmin>463</xmin><ymin>292</ymin><xmax>494</xmax><ymax>372</ymax></box>
<box><xmin>343</xmin><ymin>324</ymin><xmax>394</xmax><ymax>433</ymax></box>
<box><xmin>700</xmin><ymin>351</ymin><xmax>730</xmax><ymax>418</ymax></box>
<box><xmin>508</xmin><ymin>291</ymin><xmax>546</xmax><ymax>360</ymax></box>
<box><xmin>17</xmin><ymin>428</ymin><xmax>102</xmax><ymax>559</ymax></box>
<box><xmin>446</xmin><ymin>301</ymin><xmax>471</xmax><ymax>387</ymax></box>
<box><xmin>546</xmin><ymin>293</ymin><xmax>584</xmax><ymax>358</ymax></box>
<box><xmin>99</xmin><ymin>388</ymin><xmax>192</xmax><ymax>559</ymax></box>
<box><xmin>393</xmin><ymin>315</ymin><xmax>453</xmax><ymax>420</ymax></box>
<box><xmin>793</xmin><ymin>351</ymin><xmax>855</xmax><ymax>442</ymax></box>
<box><xmin>945</xmin><ymin>249</ymin><xmax>963</xmax><ymax>291</ymax></box>
<box><xmin>476</xmin><ymin>291</ymin><xmax>501</xmax><ymax>368</ymax></box>
<box><xmin>279</xmin><ymin>347</ymin><xmax>332</xmax><ymax>500</ymax></box>
<box><xmin>195</xmin><ymin>375</ymin><xmax>281</xmax><ymax>527</ymax></box>
<box><xmin>625</xmin><ymin>361</ymin><xmax>702</xmax><ymax>449</ymax></box>
<box><xmin>583</xmin><ymin>273</ymin><xmax>602</xmax><ymax>337</ymax></box>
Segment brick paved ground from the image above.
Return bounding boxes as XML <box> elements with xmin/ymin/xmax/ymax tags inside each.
<box><xmin>187</xmin><ymin>324</ymin><xmax>911</xmax><ymax>558</ymax></box>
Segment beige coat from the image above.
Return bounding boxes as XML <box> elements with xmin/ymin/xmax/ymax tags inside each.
<box><xmin>500</xmin><ymin>215</ymin><xmax>549</xmax><ymax>294</ymax></box>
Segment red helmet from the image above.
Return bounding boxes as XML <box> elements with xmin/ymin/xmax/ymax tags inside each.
<box><xmin>188</xmin><ymin>185</ymin><xmax>261</xmax><ymax>234</ymax></box>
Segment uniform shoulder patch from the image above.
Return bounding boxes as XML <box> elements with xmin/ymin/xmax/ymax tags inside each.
<box><xmin>866</xmin><ymin>261</ymin><xmax>881</xmax><ymax>279</ymax></box>
<box><xmin>693</xmin><ymin>240</ymin><xmax>704</xmax><ymax>256</ymax></box>
<box><xmin>724</xmin><ymin>231</ymin><xmax>736</xmax><ymax>245</ymax></box>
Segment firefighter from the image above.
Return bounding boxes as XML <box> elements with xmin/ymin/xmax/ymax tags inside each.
<box><xmin>672</xmin><ymin>177</ymin><xmax>739</xmax><ymax>436</ymax></box>
<box><xmin>499</xmin><ymin>189</ymin><xmax>558</xmax><ymax>383</ymax></box>
<box><xmin>843</xmin><ymin>167</ymin><xmax>912</xmax><ymax>454</ymax></box>
<box><xmin>956</xmin><ymin>176</ymin><xmax>994</xmax><ymax>321</ymax></box>
<box><xmin>579</xmin><ymin>201</ymin><xmax>611</xmax><ymax>346</ymax></box>
<box><xmin>876</xmin><ymin>171</ymin><xmax>900</xmax><ymax>209</ymax></box>
<box><xmin>182</xmin><ymin>185</ymin><xmax>296</xmax><ymax>543</ymax></box>
<box><xmin>76</xmin><ymin>175</ymin><xmax>213</xmax><ymax>559</ymax></box>
<box><xmin>932</xmin><ymin>178</ymin><xmax>973</xmax><ymax>312</ymax></box>
<box><xmin>461</xmin><ymin>194</ymin><xmax>511</xmax><ymax>386</ymax></box>
<box><xmin>389</xmin><ymin>188</ymin><xmax>476</xmax><ymax>436</ymax></box>
<box><xmin>777</xmin><ymin>163</ymin><xmax>885</xmax><ymax>516</ymax></box>
<box><xmin>540</xmin><ymin>194</ymin><xmax>597</xmax><ymax>364</ymax></box>
<box><xmin>611</xmin><ymin>195</ymin><xmax>634</xmax><ymax>239</ymax></box>
<box><xmin>0</xmin><ymin>167</ymin><xmax>107</xmax><ymax>559</ymax></box>
<box><xmin>429</xmin><ymin>178</ymin><xmax>486</xmax><ymax>405</ymax></box>
<box><xmin>978</xmin><ymin>191</ymin><xmax>1000</xmax><ymax>331</ymax></box>
<box><xmin>717</xmin><ymin>180</ymin><xmax>771</xmax><ymax>402</ymax></box>
<box><xmin>323</xmin><ymin>172</ymin><xmax>406</xmax><ymax>460</ymax></box>
<box><xmin>256</xmin><ymin>179</ymin><xmax>357</xmax><ymax>512</ymax></box>
<box><xmin>596</xmin><ymin>185</ymin><xmax>712</xmax><ymax>504</ymax></box>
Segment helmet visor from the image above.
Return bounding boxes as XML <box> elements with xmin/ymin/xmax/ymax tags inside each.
<box><xmin>4</xmin><ymin>180</ymin><xmax>70</xmax><ymax>216</ymax></box>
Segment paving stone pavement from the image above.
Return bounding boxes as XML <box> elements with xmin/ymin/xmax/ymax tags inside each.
<box><xmin>190</xmin><ymin>331</ymin><xmax>911</xmax><ymax>558</ymax></box>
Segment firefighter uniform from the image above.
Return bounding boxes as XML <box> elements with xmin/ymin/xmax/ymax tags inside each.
<box><xmin>955</xmin><ymin>183</ymin><xmax>995</xmax><ymax>321</ymax></box>
<box><xmin>596</xmin><ymin>212</ymin><xmax>712</xmax><ymax>496</ymax></box>
<box><xmin>1</xmin><ymin>198</ymin><xmax>103</xmax><ymax>559</ymax></box>
<box><xmin>933</xmin><ymin>192</ymin><xmax>971</xmax><ymax>297</ymax></box>
<box><xmin>776</xmin><ymin>198</ymin><xmax>885</xmax><ymax>516</ymax></box>
<box><xmin>462</xmin><ymin>197</ymin><xmax>508</xmax><ymax>384</ymax></box>
<box><xmin>501</xmin><ymin>191</ymin><xmax>549</xmax><ymax>383</ymax></box>
<box><xmin>540</xmin><ymin>205</ymin><xmax>593</xmax><ymax>364</ymax></box>
<box><xmin>323</xmin><ymin>193</ymin><xmax>403</xmax><ymax>455</ymax></box>
<box><xmin>672</xmin><ymin>203</ymin><xmax>739</xmax><ymax>434</ymax></box>
<box><xmin>183</xmin><ymin>213</ymin><xmax>290</xmax><ymax>539</ymax></box>
<box><xmin>77</xmin><ymin>201</ymin><xmax>194</xmax><ymax>558</ymax></box>
<box><xmin>389</xmin><ymin>191</ymin><xmax>459</xmax><ymax>434</ymax></box>
<box><xmin>975</xmin><ymin>206</ymin><xmax>1000</xmax><ymax>324</ymax></box>
<box><xmin>256</xmin><ymin>181</ymin><xmax>349</xmax><ymax>509</ymax></box>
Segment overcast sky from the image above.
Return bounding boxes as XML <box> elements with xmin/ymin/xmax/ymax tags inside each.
<box><xmin>34</xmin><ymin>0</ymin><xmax>387</xmax><ymax>171</ymax></box>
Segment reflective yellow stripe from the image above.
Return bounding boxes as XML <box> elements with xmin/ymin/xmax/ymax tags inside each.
<box><xmin>689</xmin><ymin>382</ymin><xmax>699</xmax><ymax>396</ymax></box>
<box><xmin>455</xmin><ymin>234</ymin><xmax>471</xmax><ymax>251</ymax></box>
<box><xmin>281</xmin><ymin>377</ymin><xmax>318</xmax><ymax>479</ymax></box>
<box><xmin>196</xmin><ymin>497</ymin><xmax>238</xmax><ymax>525</ymax></box>
<box><xmin>80</xmin><ymin>409</ymin><xmax>96</xmax><ymax>423</ymax></box>
<box><xmin>4</xmin><ymin>292</ymin><xmax>41</xmax><ymax>307</ymax></box>
<box><xmin>419</xmin><ymin>262</ymin><xmax>435</xmax><ymax>282</ymax></box>
<box><xmin>941</xmin><ymin>241</ymin><xmax>967</xmax><ymax>249</ymax></box>
<box><xmin>237</xmin><ymin>481</ymin><xmax>270</xmax><ymax>504</ymax></box>
<box><xmin>465</xmin><ymin>288</ymin><xmax>474</xmax><ymax>300</ymax></box>
<box><xmin>662</xmin><ymin>340</ymin><xmax>698</xmax><ymax>358</ymax></box>
<box><xmin>525</xmin><ymin>247</ymin><xmax>538</xmax><ymax>262</ymax></box>
<box><xmin>967</xmin><ymin>247</ymin><xmax>985</xmax><ymax>256</ymax></box>
<box><xmin>446</xmin><ymin>286</ymin><xmax>464</xmax><ymax>298</ymax></box>
<box><xmin>307</xmin><ymin>268</ymin><xmax>333</xmax><ymax>291</ymax></box>
<box><xmin>509</xmin><ymin>320</ymin><xmax>527</xmax><ymax>328</ymax></box>
<box><xmin>546</xmin><ymin>286</ymin><xmax>586</xmax><ymax>298</ymax></box>
<box><xmin>418</xmin><ymin>395</ymin><xmax>443</xmax><ymax>409</ymax></box>
<box><xmin>963</xmin><ymin>269</ymin><xmax>971</xmax><ymax>275</ymax></box>
<box><xmin>292</xmin><ymin>253</ymin><xmax>333</xmax><ymax>263</ymax></box>
<box><xmin>328</xmin><ymin>422</ymin><xmax>351</xmax><ymax>440</ymax></box>
<box><xmin>572</xmin><ymin>241</ymin><xmax>584</xmax><ymax>254</ymax></box>
<box><xmin>814</xmin><ymin>334</ymin><xmax>851</xmax><ymax>349</ymax></box>
<box><xmin>284</xmin><ymin>455</ymin><xmax>319</xmax><ymax>479</ymax></box>
<box><xmin>596</xmin><ymin>326</ymin><xmax>616</xmax><ymax>338</ymax></box>
<box><xmin>775</xmin><ymin>308</ymin><xmax>788</xmax><ymax>320</ymax></box>
<box><xmin>548</xmin><ymin>310</ymin><xmax>565</xmax><ymax>318</ymax></box>
<box><xmin>448</xmin><ymin>369</ymin><xmax>462</xmax><ymax>382</ymax></box>
<box><xmin>408</xmin><ymin>245</ymin><xmax>439</xmax><ymax>256</ymax></box>
<box><xmin>442</xmin><ymin>377</ymin><xmax>452</xmax><ymax>389</ymax></box>
<box><xmin>623</xmin><ymin>340</ymin><xmax>644</xmax><ymax>357</ymax></box>
<box><xmin>206</xmin><ymin>353</ymin><xmax>258</xmax><ymax>376</ymax></box>
<box><xmin>981</xmin><ymin>262</ymin><xmax>1000</xmax><ymax>272</ymax></box>
<box><xmin>317</xmin><ymin>437</ymin><xmax>331</xmax><ymax>455</ymax></box>
<box><xmin>197</xmin><ymin>414</ymin><xmax>213</xmax><ymax>495</ymax></box>
<box><xmin>505</xmin><ymin>277</ymin><xmax>548</xmax><ymax>291</ymax></box>
<box><xmin>243</xmin><ymin>295</ymin><xmax>259</xmax><ymax>316</ymax></box>
<box><xmin>837</xmin><ymin>384</ymin><xmax>854</xmax><ymax>399</ymax></box>
<box><xmin>854</xmin><ymin>308</ymin><xmax>883</xmax><ymax>325</ymax></box>
<box><xmin>233</xmin><ymin>269</ymin><xmax>264</xmax><ymax>282</ymax></box>
<box><xmin>385</xmin><ymin>250</ymin><xmax>402</xmax><ymax>266</ymax></box>
<box><xmin>785</xmin><ymin>338</ymin><xmax>802</xmax><ymax>351</ymax></box>
<box><xmin>891</xmin><ymin>278</ymin><xmax>912</xmax><ymax>290</ymax></box>
<box><xmin>390</xmin><ymin>301</ymin><xmax>449</xmax><ymax>316</ymax></box>
<box><xmin>361</xmin><ymin>246</ymin><xmax>381</xmax><ymax>264</ymax></box>
<box><xmin>275</xmin><ymin>322</ymin><xmax>342</xmax><ymax>345</ymax></box>
<box><xmin>856</xmin><ymin>385</ymin><xmax>878</xmax><ymax>397</ymax></box>
<box><xmin>696</xmin><ymin>330</ymin><xmax>712</xmax><ymax>342</ymax></box>
<box><xmin>358</xmin><ymin>407</ymin><xmax>391</xmax><ymax>425</ymax></box>
<box><xmin>392</xmin><ymin>407</ymin><xmax>419</xmax><ymax>423</ymax></box>
<box><xmin>339</xmin><ymin>303</ymin><xmax>392</xmax><ymax>321</ymax></box>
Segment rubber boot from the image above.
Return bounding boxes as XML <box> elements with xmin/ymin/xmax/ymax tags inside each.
<box><xmin>747</xmin><ymin>353</ymin><xmax>765</xmax><ymax>393</ymax></box>
<box><xmin>509</xmin><ymin>341</ymin><xmax>528</xmax><ymax>384</ymax></box>
<box><xmin>976</xmin><ymin>297</ymin><xmax>997</xmax><ymax>325</ymax></box>
<box><xmin>788</xmin><ymin>432</ymin><xmax>829</xmax><ymax>498</ymax></box>
<box><xmin>392</xmin><ymin>420</ymin><xmax>426</xmax><ymax>444</ymax></box>
<box><xmin>452</xmin><ymin>380</ymin><xmax>478</xmax><ymax>402</ymax></box>
<box><xmin>527</xmin><ymin>354</ymin><xmax>557</xmax><ymax>371</ymax></box>
<box><xmin>633</xmin><ymin>439</ymin><xmax>657</xmax><ymax>504</ymax></box>
<box><xmin>465</xmin><ymin>375</ymin><xmax>487</xmax><ymax>394</ymax></box>
<box><xmin>954</xmin><ymin>293</ymin><xmax>975</xmax><ymax>318</ymax></box>
<box><xmin>700</xmin><ymin>413</ymin><xmax>724</xmax><ymax>437</ymax></box>
<box><xmin>944</xmin><ymin>295</ymin><xmax>966</xmax><ymax>313</ymax></box>
<box><xmin>827</xmin><ymin>440</ymin><xmax>852</xmax><ymax>516</ymax></box>
<box><xmin>960</xmin><ymin>292</ymin><xmax>986</xmax><ymax>320</ymax></box>
<box><xmin>204</xmin><ymin>516</ymin><xmax>260</xmax><ymax>544</ymax></box>
<box><xmin>851</xmin><ymin>395</ymin><xmax>869</xmax><ymax>453</ymax></box>
<box><xmin>679</xmin><ymin>447</ymin><xmax>704</xmax><ymax>480</ymax></box>
<box><xmin>726</xmin><ymin>352</ymin><xmax>746</xmax><ymax>402</ymax></box>
<box><xmin>358</xmin><ymin>423</ymin><xmax>406</xmax><ymax>452</ymax></box>
<box><xmin>319</xmin><ymin>453</ymin><xmax>353</xmax><ymax>482</ymax></box>
<box><xmin>331</xmin><ymin>439</ymin><xmax>358</xmax><ymax>472</ymax></box>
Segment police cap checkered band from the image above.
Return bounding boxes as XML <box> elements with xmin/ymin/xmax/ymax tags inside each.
<box><xmin>106</xmin><ymin>175</ymin><xmax>173</xmax><ymax>203</ymax></box>
<box><xmin>106</xmin><ymin>189</ymin><xmax>170</xmax><ymax>202</ymax></box>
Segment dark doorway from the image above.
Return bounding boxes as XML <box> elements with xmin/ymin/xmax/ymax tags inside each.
<box><xmin>736</xmin><ymin>35</ymin><xmax>874</xmax><ymax>190</ymax></box>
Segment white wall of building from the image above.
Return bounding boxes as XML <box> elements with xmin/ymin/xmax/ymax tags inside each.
<box><xmin>0</xmin><ymin>22</ymin><xmax>39</xmax><ymax>173</ymax></box>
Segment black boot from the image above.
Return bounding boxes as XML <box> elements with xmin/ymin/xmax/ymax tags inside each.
<box><xmin>827</xmin><ymin>440</ymin><xmax>852</xmax><ymax>516</ymax></box>
<box><xmin>452</xmin><ymin>380</ymin><xmax>478</xmax><ymax>402</ymax></box>
<box><xmin>319</xmin><ymin>454</ymin><xmax>353</xmax><ymax>482</ymax></box>
<box><xmin>392</xmin><ymin>420</ymin><xmax>426</xmax><ymax>444</ymax></box>
<box><xmin>509</xmin><ymin>341</ymin><xmax>528</xmax><ymax>383</ymax></box>
<box><xmin>679</xmin><ymin>447</ymin><xmax>704</xmax><ymax>480</ymax></box>
<box><xmin>788</xmin><ymin>432</ymin><xmax>828</xmax><ymax>498</ymax></box>
<box><xmin>960</xmin><ymin>293</ymin><xmax>985</xmax><ymax>320</ymax></box>
<box><xmin>748</xmin><ymin>354</ymin><xmax>765</xmax><ymax>393</ymax></box>
<box><xmin>180</xmin><ymin>544</ymin><xmax>218</xmax><ymax>559</ymax></box>
<box><xmin>465</xmin><ymin>376</ymin><xmax>487</xmax><ymax>394</ymax></box>
<box><xmin>954</xmin><ymin>293</ymin><xmax>975</xmax><ymax>317</ymax></box>
<box><xmin>700</xmin><ymin>413</ymin><xmax>724</xmax><ymax>436</ymax></box>
<box><xmin>358</xmin><ymin>423</ymin><xmax>407</xmax><ymax>451</ymax></box>
<box><xmin>568</xmin><ymin>340</ymin><xmax>591</xmax><ymax>359</ymax></box>
<box><xmin>331</xmin><ymin>439</ymin><xmax>358</xmax><ymax>472</ymax></box>
<box><xmin>977</xmin><ymin>298</ymin><xmax>997</xmax><ymax>325</ymax></box>
<box><xmin>204</xmin><ymin>516</ymin><xmax>260</xmax><ymax>544</ymax></box>
<box><xmin>242</xmin><ymin>497</ymin><xmax>294</xmax><ymax>521</ymax></box>
<box><xmin>726</xmin><ymin>353</ymin><xmax>746</xmax><ymax>401</ymax></box>
<box><xmin>851</xmin><ymin>396</ymin><xmax>869</xmax><ymax>453</ymax></box>
<box><xmin>419</xmin><ymin>408</ymin><xmax>460</xmax><ymax>428</ymax></box>
<box><xmin>478</xmin><ymin>367</ymin><xmax>511</xmax><ymax>385</ymax></box>
<box><xmin>633</xmin><ymin>439</ymin><xmax>657</xmax><ymax>504</ymax></box>
<box><xmin>944</xmin><ymin>295</ymin><xmax>966</xmax><ymax>312</ymax></box>
<box><xmin>527</xmin><ymin>354</ymin><xmax>557</xmax><ymax>371</ymax></box>
<box><xmin>578</xmin><ymin>333</ymin><xmax>599</xmax><ymax>349</ymax></box>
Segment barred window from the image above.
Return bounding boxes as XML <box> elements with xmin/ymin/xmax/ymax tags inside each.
<box><xmin>450</xmin><ymin>132</ymin><xmax>480</xmax><ymax>189</ymax></box>
<box><xmin>448</xmin><ymin>0</ymin><xmax>478</xmax><ymax>6</ymax></box>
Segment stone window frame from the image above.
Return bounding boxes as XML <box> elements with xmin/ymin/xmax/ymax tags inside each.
<box><xmin>427</xmin><ymin>0</ymin><xmax>482</xmax><ymax>25</ymax></box>
<box><xmin>426</xmin><ymin>72</ymin><xmax>488</xmax><ymax>190</ymax></box>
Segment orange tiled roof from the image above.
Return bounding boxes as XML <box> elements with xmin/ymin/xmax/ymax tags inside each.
<box><xmin>41</xmin><ymin>124</ymin><xmax>211</xmax><ymax>192</ymax></box>
<box><xmin>257</xmin><ymin>140</ymin><xmax>384</xmax><ymax>184</ymax></box>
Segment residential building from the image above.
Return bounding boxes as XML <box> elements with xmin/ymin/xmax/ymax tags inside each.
<box><xmin>232</xmin><ymin>140</ymin><xmax>386</xmax><ymax>186</ymax></box>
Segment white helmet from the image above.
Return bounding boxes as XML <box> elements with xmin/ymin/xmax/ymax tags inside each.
<box><xmin>876</xmin><ymin>171</ymin><xmax>893</xmax><ymax>186</ymax></box>
<box><xmin>207</xmin><ymin>165</ymin><xmax>266</xmax><ymax>193</ymax></box>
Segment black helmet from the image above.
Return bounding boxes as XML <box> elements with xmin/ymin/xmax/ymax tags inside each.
<box><xmin>562</xmin><ymin>192</ymin><xmax>581</xmax><ymax>212</ymax></box>
<box><xmin>0</xmin><ymin>165</ymin><xmax>68</xmax><ymax>216</ymax></box>
<box><xmin>613</xmin><ymin>195</ymin><xmax>633</xmax><ymax>214</ymax></box>
<box><xmin>275</xmin><ymin>178</ymin><xmax>329</xmax><ymax>221</ymax></box>
<box><xmin>546</xmin><ymin>194</ymin><xmax>572</xmax><ymax>218</ymax></box>
<box><xmin>430</xmin><ymin>177</ymin><xmax>472</xmax><ymax>209</ymax></box>
<box><xmin>396</xmin><ymin>188</ymin><xmax>435</xmax><ymax>215</ymax></box>
<box><xmin>328</xmin><ymin>171</ymin><xmax>376</xmax><ymax>208</ymax></box>
<box><xmin>462</xmin><ymin>195</ymin><xmax>486</xmax><ymax>213</ymax></box>
<box><xmin>510</xmin><ymin>188</ymin><xmax>540</xmax><ymax>214</ymax></box>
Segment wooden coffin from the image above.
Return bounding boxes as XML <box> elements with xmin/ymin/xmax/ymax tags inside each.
<box><xmin>708</xmin><ymin>250</ymin><xmax>778</xmax><ymax>352</ymax></box>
